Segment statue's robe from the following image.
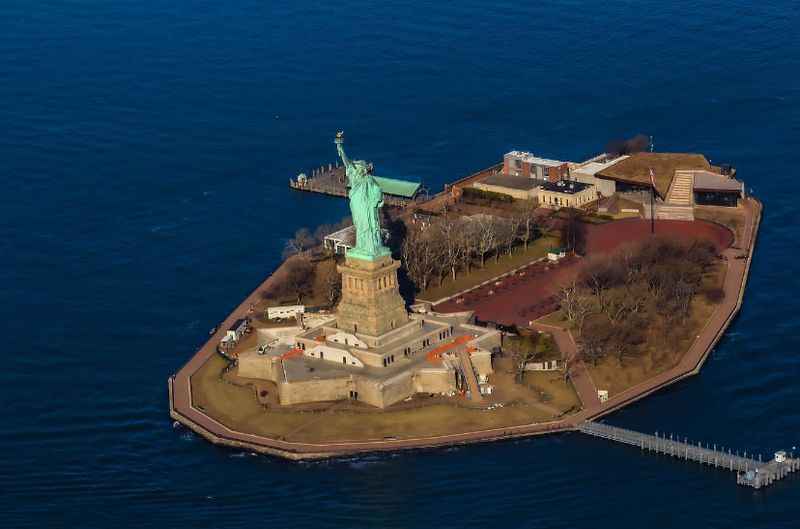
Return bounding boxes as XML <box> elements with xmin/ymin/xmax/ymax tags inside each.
<box><xmin>348</xmin><ymin>175</ymin><xmax>384</xmax><ymax>255</ymax></box>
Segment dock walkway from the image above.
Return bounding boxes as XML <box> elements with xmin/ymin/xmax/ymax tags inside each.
<box><xmin>289</xmin><ymin>163</ymin><xmax>422</xmax><ymax>207</ymax></box>
<box><xmin>578</xmin><ymin>421</ymin><xmax>799</xmax><ymax>489</ymax></box>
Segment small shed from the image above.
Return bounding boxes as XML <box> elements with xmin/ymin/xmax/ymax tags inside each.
<box><xmin>225</xmin><ymin>318</ymin><xmax>249</xmax><ymax>342</ymax></box>
<box><xmin>547</xmin><ymin>247</ymin><xmax>566</xmax><ymax>261</ymax></box>
<box><xmin>267</xmin><ymin>305</ymin><xmax>305</xmax><ymax>320</ymax></box>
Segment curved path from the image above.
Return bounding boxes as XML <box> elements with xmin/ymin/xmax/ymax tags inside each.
<box><xmin>169</xmin><ymin>198</ymin><xmax>761</xmax><ymax>459</ymax></box>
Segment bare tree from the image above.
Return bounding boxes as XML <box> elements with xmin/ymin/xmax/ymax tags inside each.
<box><xmin>457</xmin><ymin>219</ymin><xmax>479</xmax><ymax>275</ymax></box>
<box><xmin>282</xmin><ymin>257</ymin><xmax>315</xmax><ymax>304</ymax></box>
<box><xmin>605</xmin><ymin>133</ymin><xmax>649</xmax><ymax>156</ymax></box>
<box><xmin>516</xmin><ymin>200</ymin><xmax>539</xmax><ymax>251</ymax></box>
<box><xmin>558</xmin><ymin>280</ymin><xmax>593</xmax><ymax>330</ymax></box>
<box><xmin>500</xmin><ymin>215</ymin><xmax>523</xmax><ymax>256</ymax></box>
<box><xmin>319</xmin><ymin>266</ymin><xmax>341</xmax><ymax>307</ymax></box>
<box><xmin>507</xmin><ymin>334</ymin><xmax>539</xmax><ymax>383</ymax></box>
<box><xmin>283</xmin><ymin>227</ymin><xmax>316</xmax><ymax>259</ymax></box>
<box><xmin>560</xmin><ymin>209</ymin><xmax>586</xmax><ymax>254</ymax></box>
<box><xmin>400</xmin><ymin>222</ymin><xmax>441</xmax><ymax>292</ymax></box>
<box><xmin>474</xmin><ymin>215</ymin><xmax>497</xmax><ymax>268</ymax></box>
<box><xmin>437</xmin><ymin>215</ymin><xmax>465</xmax><ymax>282</ymax></box>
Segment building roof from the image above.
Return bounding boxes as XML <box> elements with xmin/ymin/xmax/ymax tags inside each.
<box><xmin>372</xmin><ymin>176</ymin><xmax>421</xmax><ymax>198</ymax></box>
<box><xmin>597</xmin><ymin>152</ymin><xmax>712</xmax><ymax>198</ymax></box>
<box><xmin>692</xmin><ymin>170</ymin><xmax>744</xmax><ymax>193</ymax></box>
<box><xmin>480</xmin><ymin>173</ymin><xmax>540</xmax><ymax>190</ymax></box>
<box><xmin>324</xmin><ymin>225</ymin><xmax>356</xmax><ymax>244</ymax></box>
<box><xmin>323</xmin><ymin>224</ymin><xmax>388</xmax><ymax>247</ymax></box>
<box><xmin>540</xmin><ymin>180</ymin><xmax>593</xmax><ymax>195</ymax></box>
<box><xmin>572</xmin><ymin>156</ymin><xmax>629</xmax><ymax>176</ymax></box>
<box><xmin>228</xmin><ymin>318</ymin><xmax>247</xmax><ymax>332</ymax></box>
<box><xmin>505</xmin><ymin>151</ymin><xmax>567</xmax><ymax>167</ymax></box>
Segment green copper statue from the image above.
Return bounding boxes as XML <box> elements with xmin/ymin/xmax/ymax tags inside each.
<box><xmin>335</xmin><ymin>131</ymin><xmax>390</xmax><ymax>261</ymax></box>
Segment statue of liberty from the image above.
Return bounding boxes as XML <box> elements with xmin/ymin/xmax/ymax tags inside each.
<box><xmin>335</xmin><ymin>131</ymin><xmax>390</xmax><ymax>261</ymax></box>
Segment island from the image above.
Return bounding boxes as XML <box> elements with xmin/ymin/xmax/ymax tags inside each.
<box><xmin>169</xmin><ymin>132</ymin><xmax>793</xmax><ymax>488</ymax></box>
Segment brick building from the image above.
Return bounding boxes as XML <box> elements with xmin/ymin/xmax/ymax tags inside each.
<box><xmin>503</xmin><ymin>151</ymin><xmax>570</xmax><ymax>182</ymax></box>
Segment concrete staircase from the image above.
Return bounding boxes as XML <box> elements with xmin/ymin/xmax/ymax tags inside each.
<box><xmin>657</xmin><ymin>170</ymin><xmax>695</xmax><ymax>221</ymax></box>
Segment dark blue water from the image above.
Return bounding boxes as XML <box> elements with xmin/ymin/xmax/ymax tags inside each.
<box><xmin>2</xmin><ymin>1</ymin><xmax>799</xmax><ymax>527</ymax></box>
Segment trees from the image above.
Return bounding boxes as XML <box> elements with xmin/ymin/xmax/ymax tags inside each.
<box><xmin>283</xmin><ymin>257</ymin><xmax>315</xmax><ymax>304</ymax></box>
<box><xmin>262</xmin><ymin>257</ymin><xmax>316</xmax><ymax>304</ymax></box>
<box><xmin>400</xmin><ymin>222</ymin><xmax>441</xmax><ymax>292</ymax></box>
<box><xmin>499</xmin><ymin>215</ymin><xmax>523</xmax><ymax>257</ymax></box>
<box><xmin>283</xmin><ymin>228</ymin><xmax>316</xmax><ymax>259</ymax></box>
<box><xmin>605</xmin><ymin>134</ymin><xmax>650</xmax><ymax>156</ymax></box>
<box><xmin>560</xmin><ymin>209</ymin><xmax>586</xmax><ymax>254</ymax></box>
<box><xmin>437</xmin><ymin>215</ymin><xmax>466</xmax><ymax>283</ymax></box>
<box><xmin>578</xmin><ymin>315</ymin><xmax>612</xmax><ymax>366</ymax></box>
<box><xmin>570</xmin><ymin>235</ymin><xmax>722</xmax><ymax>365</ymax></box>
<box><xmin>558</xmin><ymin>280</ymin><xmax>592</xmax><ymax>331</ymax></box>
<box><xmin>318</xmin><ymin>265</ymin><xmax>342</xmax><ymax>307</ymax></box>
<box><xmin>474</xmin><ymin>215</ymin><xmax>498</xmax><ymax>268</ymax></box>
<box><xmin>394</xmin><ymin>208</ymin><xmax>538</xmax><ymax>293</ymax></box>
<box><xmin>607</xmin><ymin>315</ymin><xmax>647</xmax><ymax>364</ymax></box>
<box><xmin>516</xmin><ymin>200</ymin><xmax>539</xmax><ymax>251</ymax></box>
<box><xmin>457</xmin><ymin>219</ymin><xmax>478</xmax><ymax>276</ymax></box>
<box><xmin>507</xmin><ymin>334</ymin><xmax>540</xmax><ymax>383</ymax></box>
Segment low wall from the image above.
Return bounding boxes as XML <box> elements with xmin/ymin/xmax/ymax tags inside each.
<box><xmin>278</xmin><ymin>377</ymin><xmax>353</xmax><ymax>406</ymax></box>
<box><xmin>238</xmin><ymin>353</ymin><xmax>280</xmax><ymax>382</ymax></box>
<box><xmin>414</xmin><ymin>368</ymin><xmax>456</xmax><ymax>394</ymax></box>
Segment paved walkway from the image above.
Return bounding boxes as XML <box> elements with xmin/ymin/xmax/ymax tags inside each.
<box><xmin>169</xmin><ymin>198</ymin><xmax>761</xmax><ymax>459</ymax></box>
<box><xmin>530</xmin><ymin>322</ymin><xmax>600</xmax><ymax>410</ymax></box>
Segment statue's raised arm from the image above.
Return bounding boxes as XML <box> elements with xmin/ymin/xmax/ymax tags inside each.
<box><xmin>334</xmin><ymin>131</ymin><xmax>353</xmax><ymax>171</ymax></box>
<box><xmin>333</xmin><ymin>131</ymin><xmax>390</xmax><ymax>261</ymax></box>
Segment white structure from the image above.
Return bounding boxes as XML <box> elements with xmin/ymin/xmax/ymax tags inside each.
<box><xmin>267</xmin><ymin>305</ymin><xmax>305</xmax><ymax>320</ymax></box>
<box><xmin>305</xmin><ymin>344</ymin><xmax>364</xmax><ymax>367</ymax></box>
<box><xmin>547</xmin><ymin>248</ymin><xmax>566</xmax><ymax>261</ymax></box>
<box><xmin>571</xmin><ymin>156</ymin><xmax>628</xmax><ymax>198</ymax></box>
<box><xmin>597</xmin><ymin>389</ymin><xmax>609</xmax><ymax>403</ymax></box>
<box><xmin>225</xmin><ymin>318</ymin><xmax>248</xmax><ymax>342</ymax></box>
<box><xmin>327</xmin><ymin>331</ymin><xmax>368</xmax><ymax>349</ymax></box>
<box><xmin>538</xmin><ymin>180</ymin><xmax>596</xmax><ymax>209</ymax></box>
<box><xmin>525</xmin><ymin>359</ymin><xmax>562</xmax><ymax>371</ymax></box>
<box><xmin>323</xmin><ymin>225</ymin><xmax>389</xmax><ymax>255</ymax></box>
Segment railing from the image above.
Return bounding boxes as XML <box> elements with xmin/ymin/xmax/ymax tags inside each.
<box><xmin>578</xmin><ymin>421</ymin><xmax>799</xmax><ymax>489</ymax></box>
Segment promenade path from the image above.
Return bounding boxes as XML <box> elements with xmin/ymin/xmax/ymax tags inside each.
<box><xmin>530</xmin><ymin>322</ymin><xmax>600</xmax><ymax>410</ymax></box>
<box><xmin>169</xmin><ymin>198</ymin><xmax>760</xmax><ymax>459</ymax></box>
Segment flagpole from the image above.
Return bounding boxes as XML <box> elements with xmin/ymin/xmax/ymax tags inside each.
<box><xmin>649</xmin><ymin>167</ymin><xmax>655</xmax><ymax>235</ymax></box>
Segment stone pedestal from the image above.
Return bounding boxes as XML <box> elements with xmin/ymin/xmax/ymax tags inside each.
<box><xmin>336</xmin><ymin>255</ymin><xmax>408</xmax><ymax>338</ymax></box>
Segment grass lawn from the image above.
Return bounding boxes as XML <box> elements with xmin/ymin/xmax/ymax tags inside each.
<box><xmin>416</xmin><ymin>234</ymin><xmax>559</xmax><ymax>303</ymax></box>
<box><xmin>694</xmin><ymin>206</ymin><xmax>745</xmax><ymax>246</ymax></box>
<box><xmin>534</xmin><ymin>311</ymin><xmax>570</xmax><ymax>328</ymax></box>
<box><xmin>190</xmin><ymin>351</ymin><xmax>578</xmax><ymax>443</ymax></box>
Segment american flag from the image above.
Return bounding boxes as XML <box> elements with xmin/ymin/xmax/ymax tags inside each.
<box><xmin>649</xmin><ymin>168</ymin><xmax>656</xmax><ymax>190</ymax></box>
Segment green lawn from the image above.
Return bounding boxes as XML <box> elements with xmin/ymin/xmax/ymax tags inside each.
<box><xmin>416</xmin><ymin>235</ymin><xmax>558</xmax><ymax>303</ymax></box>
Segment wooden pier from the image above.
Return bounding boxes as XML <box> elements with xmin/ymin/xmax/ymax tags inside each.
<box><xmin>289</xmin><ymin>162</ymin><xmax>426</xmax><ymax>207</ymax></box>
<box><xmin>578</xmin><ymin>422</ymin><xmax>799</xmax><ymax>489</ymax></box>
